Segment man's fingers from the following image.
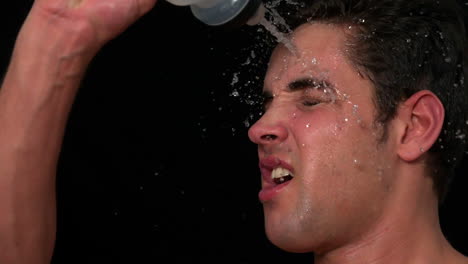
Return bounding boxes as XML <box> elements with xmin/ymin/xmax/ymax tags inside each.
<box><xmin>136</xmin><ymin>0</ymin><xmax>158</xmax><ymax>17</ymax></box>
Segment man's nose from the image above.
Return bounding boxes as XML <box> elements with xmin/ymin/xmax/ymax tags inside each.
<box><xmin>248</xmin><ymin>117</ymin><xmax>288</xmax><ymax>145</ymax></box>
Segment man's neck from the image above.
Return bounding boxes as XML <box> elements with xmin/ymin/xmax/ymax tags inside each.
<box><xmin>314</xmin><ymin>174</ymin><xmax>466</xmax><ymax>264</ymax></box>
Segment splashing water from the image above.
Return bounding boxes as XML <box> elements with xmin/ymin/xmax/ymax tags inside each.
<box><xmin>259</xmin><ymin>17</ymin><xmax>297</xmax><ymax>56</ymax></box>
<box><xmin>264</xmin><ymin>2</ymin><xmax>293</xmax><ymax>33</ymax></box>
<box><xmin>231</xmin><ymin>72</ymin><xmax>239</xmax><ymax>86</ymax></box>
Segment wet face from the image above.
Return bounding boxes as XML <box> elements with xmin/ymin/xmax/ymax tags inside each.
<box><xmin>248</xmin><ymin>23</ymin><xmax>398</xmax><ymax>253</ymax></box>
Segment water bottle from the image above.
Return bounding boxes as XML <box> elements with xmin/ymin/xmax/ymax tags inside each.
<box><xmin>165</xmin><ymin>0</ymin><xmax>265</xmax><ymax>27</ymax></box>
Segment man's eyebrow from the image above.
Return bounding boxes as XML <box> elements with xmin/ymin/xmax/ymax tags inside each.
<box><xmin>287</xmin><ymin>77</ymin><xmax>335</xmax><ymax>92</ymax></box>
<box><xmin>261</xmin><ymin>77</ymin><xmax>335</xmax><ymax>99</ymax></box>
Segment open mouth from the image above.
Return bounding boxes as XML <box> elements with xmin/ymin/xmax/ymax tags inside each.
<box><xmin>258</xmin><ymin>165</ymin><xmax>294</xmax><ymax>202</ymax></box>
<box><xmin>271</xmin><ymin>167</ymin><xmax>294</xmax><ymax>184</ymax></box>
<box><xmin>258</xmin><ymin>158</ymin><xmax>295</xmax><ymax>202</ymax></box>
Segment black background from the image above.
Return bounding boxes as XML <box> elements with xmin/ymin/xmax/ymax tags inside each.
<box><xmin>1</xmin><ymin>1</ymin><xmax>467</xmax><ymax>263</ymax></box>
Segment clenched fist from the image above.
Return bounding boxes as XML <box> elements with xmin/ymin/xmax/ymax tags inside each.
<box><xmin>25</xmin><ymin>0</ymin><xmax>158</xmax><ymax>53</ymax></box>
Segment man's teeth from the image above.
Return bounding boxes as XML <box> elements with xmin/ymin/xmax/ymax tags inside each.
<box><xmin>271</xmin><ymin>167</ymin><xmax>294</xmax><ymax>184</ymax></box>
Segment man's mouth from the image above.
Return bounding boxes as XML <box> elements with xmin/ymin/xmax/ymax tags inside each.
<box><xmin>258</xmin><ymin>157</ymin><xmax>295</xmax><ymax>202</ymax></box>
<box><xmin>271</xmin><ymin>167</ymin><xmax>294</xmax><ymax>184</ymax></box>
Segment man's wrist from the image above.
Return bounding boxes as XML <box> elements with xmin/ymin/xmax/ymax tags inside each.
<box><xmin>4</xmin><ymin>5</ymin><xmax>103</xmax><ymax>96</ymax></box>
<box><xmin>14</xmin><ymin>4</ymin><xmax>103</xmax><ymax>69</ymax></box>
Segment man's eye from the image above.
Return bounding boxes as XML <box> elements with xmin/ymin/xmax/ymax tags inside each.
<box><xmin>302</xmin><ymin>100</ymin><xmax>320</xmax><ymax>107</ymax></box>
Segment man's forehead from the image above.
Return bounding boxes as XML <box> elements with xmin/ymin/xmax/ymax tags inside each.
<box><xmin>264</xmin><ymin>23</ymin><xmax>348</xmax><ymax>90</ymax></box>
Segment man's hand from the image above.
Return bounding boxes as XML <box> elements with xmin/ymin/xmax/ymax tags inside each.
<box><xmin>28</xmin><ymin>0</ymin><xmax>158</xmax><ymax>51</ymax></box>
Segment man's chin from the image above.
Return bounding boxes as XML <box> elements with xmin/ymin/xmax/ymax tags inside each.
<box><xmin>264</xmin><ymin>224</ymin><xmax>316</xmax><ymax>254</ymax></box>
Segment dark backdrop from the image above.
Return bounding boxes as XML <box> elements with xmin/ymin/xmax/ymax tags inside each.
<box><xmin>1</xmin><ymin>1</ymin><xmax>467</xmax><ymax>263</ymax></box>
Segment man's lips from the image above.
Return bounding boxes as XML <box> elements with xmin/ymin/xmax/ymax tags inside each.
<box><xmin>258</xmin><ymin>156</ymin><xmax>295</xmax><ymax>202</ymax></box>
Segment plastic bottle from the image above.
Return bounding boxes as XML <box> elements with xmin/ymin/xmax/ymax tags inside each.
<box><xmin>165</xmin><ymin>0</ymin><xmax>265</xmax><ymax>27</ymax></box>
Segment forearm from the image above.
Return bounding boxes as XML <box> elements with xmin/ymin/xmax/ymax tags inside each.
<box><xmin>0</xmin><ymin>7</ymin><xmax>98</xmax><ymax>264</ymax></box>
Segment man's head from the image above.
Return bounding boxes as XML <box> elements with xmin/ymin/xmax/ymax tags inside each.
<box><xmin>286</xmin><ymin>0</ymin><xmax>468</xmax><ymax>204</ymax></box>
<box><xmin>248</xmin><ymin>0</ymin><xmax>467</xmax><ymax>254</ymax></box>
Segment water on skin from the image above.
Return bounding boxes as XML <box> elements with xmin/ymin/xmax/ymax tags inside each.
<box><xmin>229</xmin><ymin>2</ymin><xmax>364</xmax><ymax>132</ymax></box>
<box><xmin>258</xmin><ymin>14</ymin><xmax>361</xmax><ymax>122</ymax></box>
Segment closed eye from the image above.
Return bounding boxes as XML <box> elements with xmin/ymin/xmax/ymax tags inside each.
<box><xmin>302</xmin><ymin>100</ymin><xmax>320</xmax><ymax>107</ymax></box>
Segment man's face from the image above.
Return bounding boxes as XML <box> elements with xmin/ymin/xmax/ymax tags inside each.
<box><xmin>248</xmin><ymin>23</ymin><xmax>397</xmax><ymax>253</ymax></box>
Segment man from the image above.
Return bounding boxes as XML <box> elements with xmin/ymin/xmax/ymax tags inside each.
<box><xmin>0</xmin><ymin>0</ymin><xmax>466</xmax><ymax>264</ymax></box>
<box><xmin>248</xmin><ymin>0</ymin><xmax>468</xmax><ymax>263</ymax></box>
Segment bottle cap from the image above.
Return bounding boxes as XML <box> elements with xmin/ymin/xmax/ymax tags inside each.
<box><xmin>191</xmin><ymin>0</ymin><xmax>263</xmax><ymax>28</ymax></box>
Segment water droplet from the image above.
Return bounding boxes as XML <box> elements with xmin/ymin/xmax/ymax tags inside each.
<box><xmin>455</xmin><ymin>129</ymin><xmax>466</xmax><ymax>140</ymax></box>
<box><xmin>311</xmin><ymin>57</ymin><xmax>318</xmax><ymax>65</ymax></box>
<box><xmin>406</xmin><ymin>39</ymin><xmax>412</xmax><ymax>43</ymax></box>
<box><xmin>345</xmin><ymin>118</ymin><xmax>349</xmax><ymax>122</ymax></box>
<box><xmin>245</xmin><ymin>99</ymin><xmax>255</xmax><ymax>105</ymax></box>
<box><xmin>445</xmin><ymin>57</ymin><xmax>452</xmax><ymax>63</ymax></box>
<box><xmin>231</xmin><ymin>90</ymin><xmax>240</xmax><ymax>97</ymax></box>
<box><xmin>231</xmin><ymin>73</ymin><xmax>239</xmax><ymax>86</ymax></box>
<box><xmin>306</xmin><ymin>123</ymin><xmax>310</xmax><ymax>128</ymax></box>
<box><xmin>438</xmin><ymin>31</ymin><xmax>444</xmax><ymax>39</ymax></box>
<box><xmin>352</xmin><ymin>104</ymin><xmax>359</xmax><ymax>113</ymax></box>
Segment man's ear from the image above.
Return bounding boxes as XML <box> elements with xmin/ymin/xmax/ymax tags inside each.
<box><xmin>396</xmin><ymin>90</ymin><xmax>445</xmax><ymax>162</ymax></box>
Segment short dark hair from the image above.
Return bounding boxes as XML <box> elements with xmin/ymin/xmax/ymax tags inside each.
<box><xmin>280</xmin><ymin>0</ymin><xmax>467</xmax><ymax>203</ymax></box>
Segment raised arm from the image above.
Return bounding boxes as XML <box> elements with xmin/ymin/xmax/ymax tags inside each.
<box><xmin>0</xmin><ymin>0</ymin><xmax>156</xmax><ymax>263</ymax></box>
